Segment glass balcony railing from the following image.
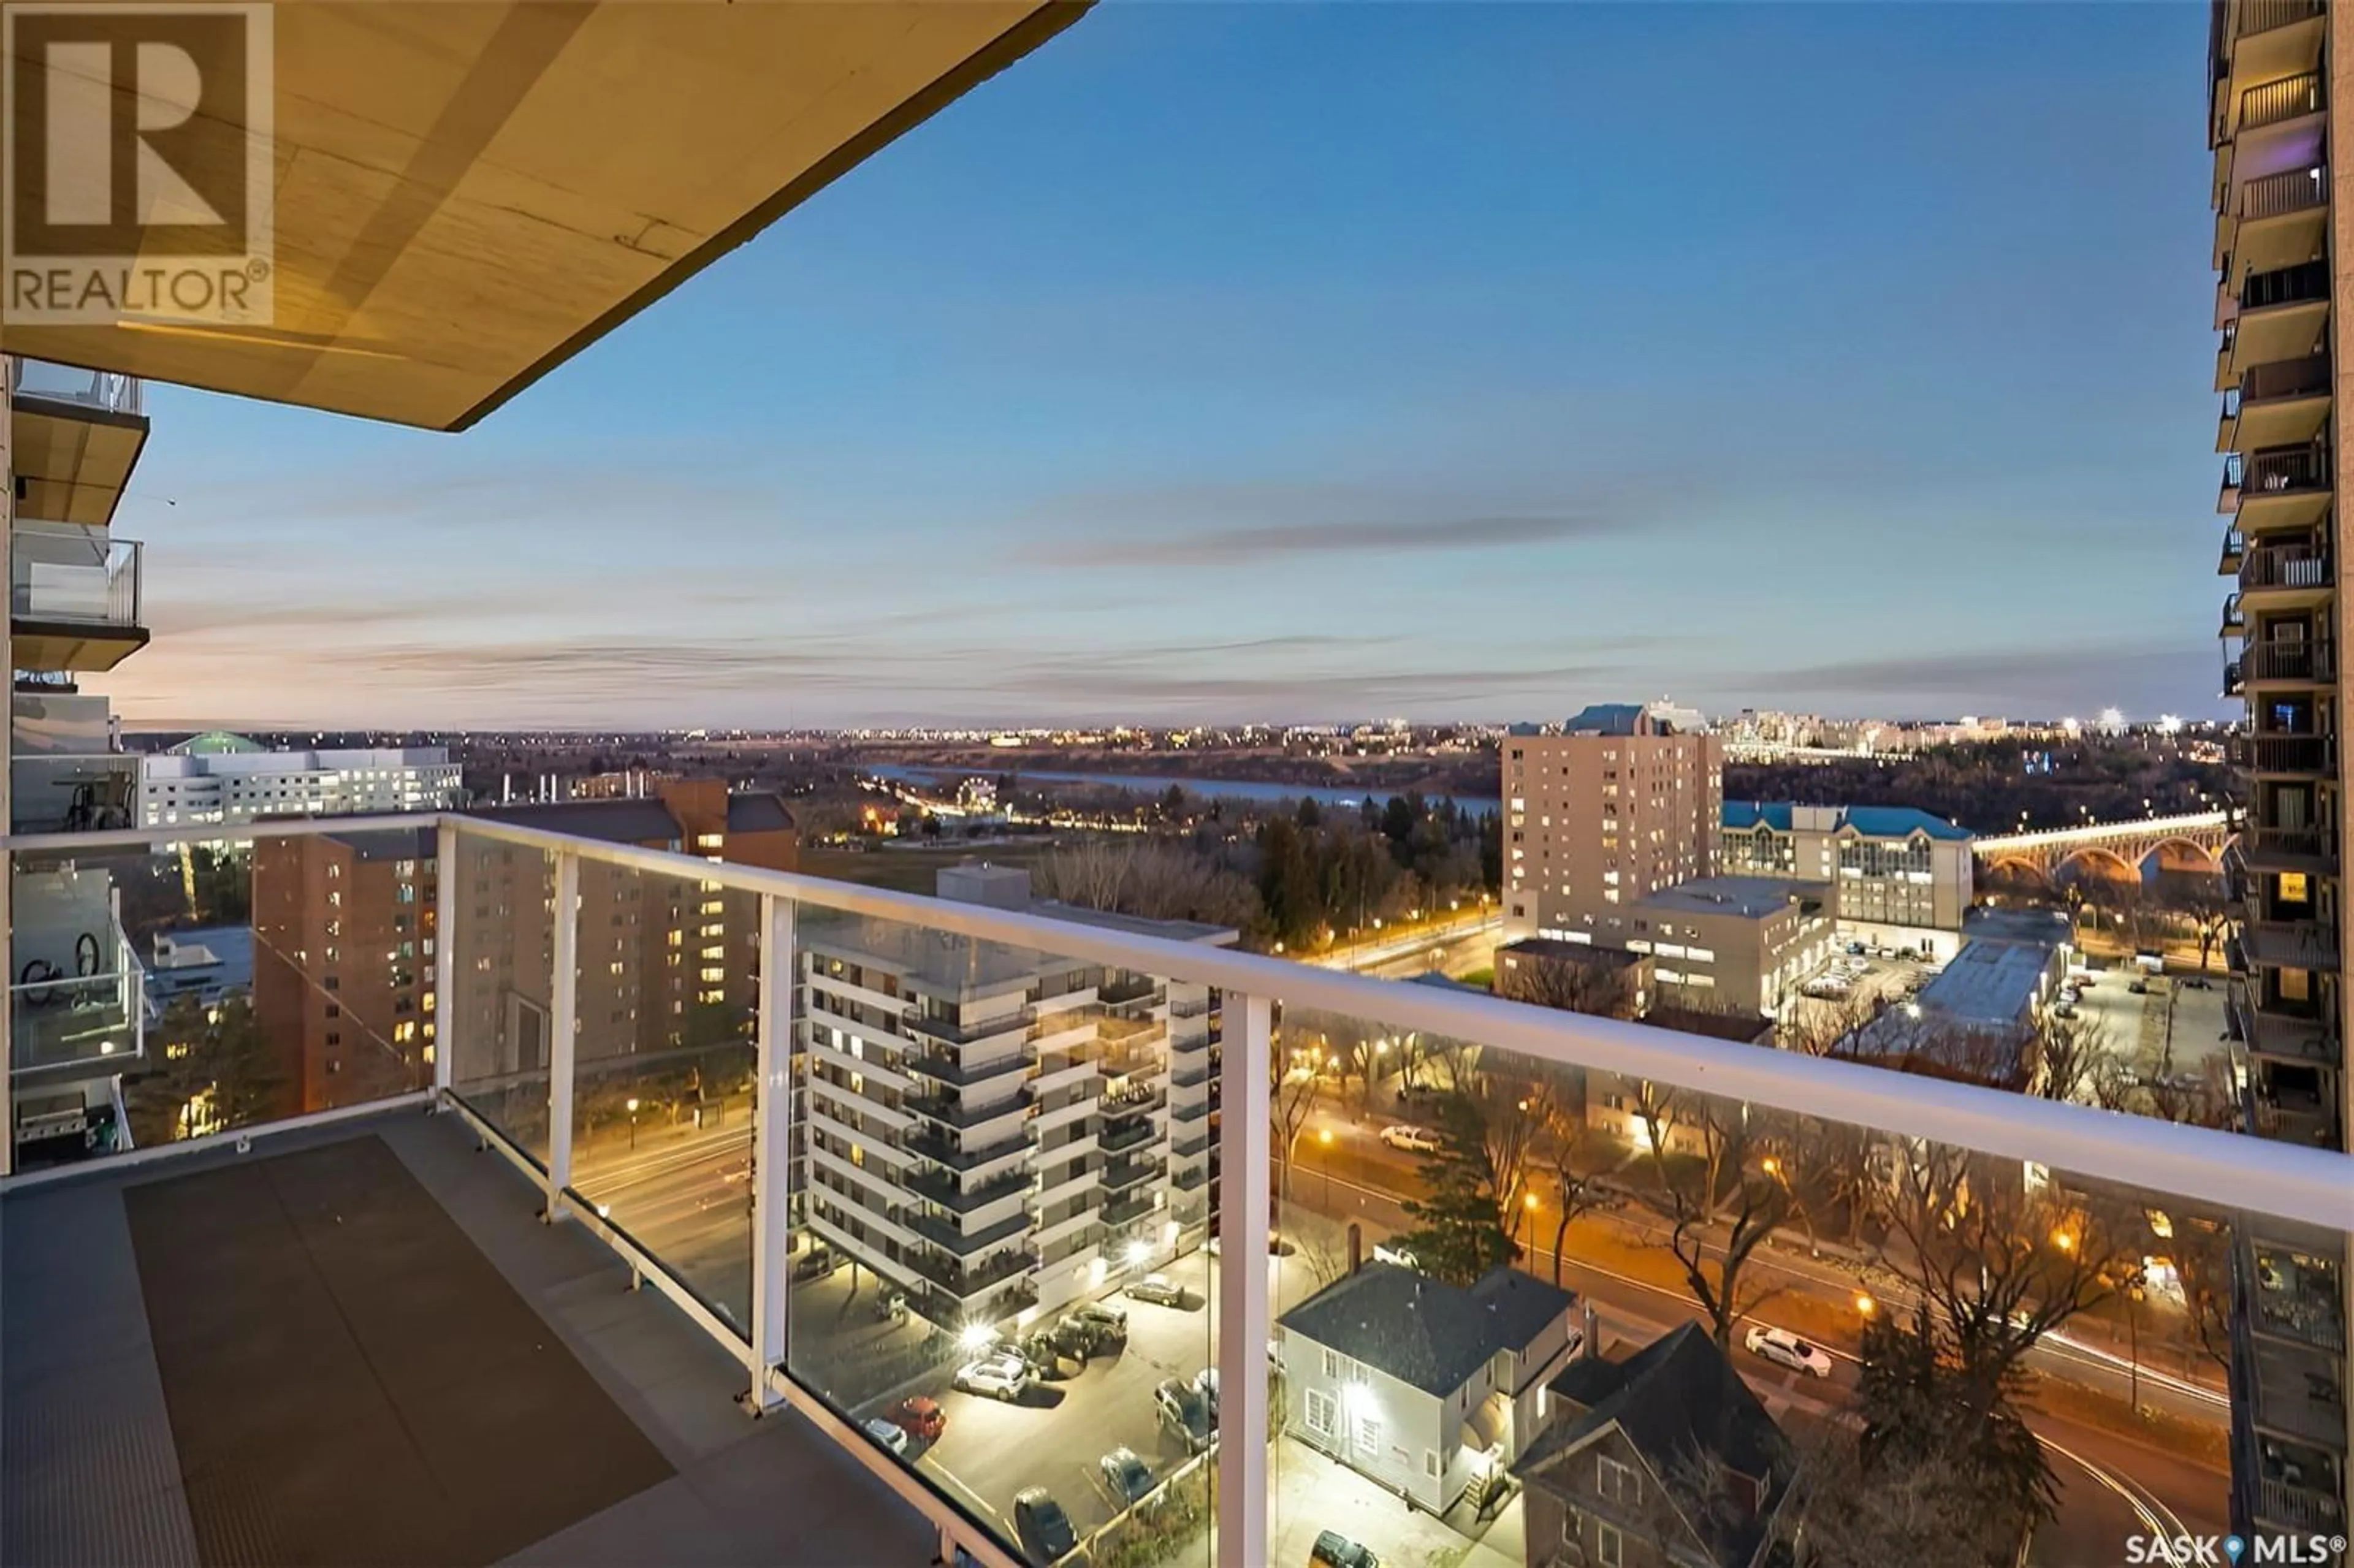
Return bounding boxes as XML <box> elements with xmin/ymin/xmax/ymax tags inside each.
<box><xmin>4</xmin><ymin>813</ymin><xmax>2351</xmax><ymax>1568</ymax></box>
<box><xmin>7</xmin><ymin>357</ymin><xmax>142</xmax><ymax>417</ymax></box>
<box><xmin>11</xmin><ymin>528</ymin><xmax>142</xmax><ymax>632</ymax></box>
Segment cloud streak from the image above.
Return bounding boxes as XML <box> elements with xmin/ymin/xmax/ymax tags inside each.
<box><xmin>1026</xmin><ymin>514</ymin><xmax>1627</xmax><ymax>569</ymax></box>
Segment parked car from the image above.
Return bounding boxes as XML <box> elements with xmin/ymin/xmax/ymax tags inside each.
<box><xmin>1017</xmin><ymin>1330</ymin><xmax>1076</xmax><ymax>1379</ymax></box>
<box><xmin>1013</xmin><ymin>1487</ymin><xmax>1078</xmax><ymax>1564</ymax></box>
<box><xmin>1126</xmin><ymin>1273</ymin><xmax>1186</xmax><ymax>1306</ymax></box>
<box><xmin>1071</xmin><ymin>1300</ymin><xmax>1129</xmax><ymax>1342</ymax></box>
<box><xmin>1154</xmin><ymin>1377</ymin><xmax>1211</xmax><ymax>1453</ymax></box>
<box><xmin>2182</xmin><ymin>976</ymin><xmax>2214</xmax><ymax>990</ymax></box>
<box><xmin>1379</xmin><ymin>1124</ymin><xmax>1441</xmax><ymax>1154</ymax></box>
<box><xmin>1099</xmin><ymin>1445</ymin><xmax>1155</xmax><ymax>1505</ymax></box>
<box><xmin>1049</xmin><ymin>1314</ymin><xmax>1104</xmax><ymax>1359</ymax></box>
<box><xmin>790</xmin><ymin>1244</ymin><xmax>836</xmax><ymax>1282</ymax></box>
<box><xmin>1743</xmin><ymin>1324</ymin><xmax>1834</xmax><ymax>1379</ymax></box>
<box><xmin>861</xmin><ymin>1416</ymin><xmax>910</xmax><ymax>1456</ymax></box>
<box><xmin>2128</xmin><ymin>980</ymin><xmax>2149</xmax><ymax>995</ymax></box>
<box><xmin>1310</xmin><ymin>1529</ymin><xmax>1383</xmax><ymax>1568</ymax></box>
<box><xmin>886</xmin><ymin>1396</ymin><xmax>945</xmax><ymax>1440</ymax></box>
<box><xmin>953</xmin><ymin>1352</ymin><xmax>1034</xmax><ymax>1401</ymax></box>
<box><xmin>871</xmin><ymin>1289</ymin><xmax>908</xmax><ymax>1322</ymax></box>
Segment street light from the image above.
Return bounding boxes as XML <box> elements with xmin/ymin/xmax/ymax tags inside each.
<box><xmin>626</xmin><ymin>1097</ymin><xmax>641</xmax><ymax>1150</ymax></box>
<box><xmin>1855</xmin><ymin>1292</ymin><xmax>1877</xmax><ymax>1317</ymax></box>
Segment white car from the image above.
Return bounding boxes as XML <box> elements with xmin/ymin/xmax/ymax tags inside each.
<box><xmin>953</xmin><ymin>1352</ymin><xmax>1034</xmax><ymax>1401</ymax></box>
<box><xmin>1743</xmin><ymin>1324</ymin><xmax>1834</xmax><ymax>1379</ymax></box>
<box><xmin>862</xmin><ymin>1416</ymin><xmax>910</xmax><ymax>1455</ymax></box>
<box><xmin>1379</xmin><ymin>1124</ymin><xmax>1441</xmax><ymax>1154</ymax></box>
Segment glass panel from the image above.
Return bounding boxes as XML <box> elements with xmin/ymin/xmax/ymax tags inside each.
<box><xmin>782</xmin><ymin>896</ymin><xmax>1221</xmax><ymax>1568</ymax></box>
<box><xmin>565</xmin><ymin>859</ymin><xmax>758</xmax><ymax>1331</ymax></box>
<box><xmin>1266</xmin><ymin>995</ymin><xmax>2349</xmax><ymax>1568</ymax></box>
<box><xmin>7</xmin><ymin>828</ymin><xmax>433</xmax><ymax>1168</ymax></box>
<box><xmin>444</xmin><ymin>835</ymin><xmax>554</xmax><ymax>1163</ymax></box>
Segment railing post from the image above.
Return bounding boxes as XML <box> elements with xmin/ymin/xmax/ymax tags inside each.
<box><xmin>746</xmin><ymin>892</ymin><xmax>794</xmax><ymax>1410</ymax></box>
<box><xmin>543</xmin><ymin>850</ymin><xmax>579</xmax><ymax>1220</ymax></box>
<box><xmin>1216</xmin><ymin>990</ymin><xmax>1271</xmax><ymax>1568</ymax></box>
<box><xmin>432</xmin><ymin>819</ymin><xmax>456</xmax><ymax>1096</ymax></box>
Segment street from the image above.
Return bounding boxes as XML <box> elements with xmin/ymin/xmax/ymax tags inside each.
<box><xmin>1284</xmin><ymin>1120</ymin><xmax>2230</xmax><ymax>1559</ymax></box>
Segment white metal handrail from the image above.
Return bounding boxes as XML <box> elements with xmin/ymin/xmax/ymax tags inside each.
<box><xmin>6</xmin><ymin>810</ymin><xmax>2350</xmax><ymax>1230</ymax></box>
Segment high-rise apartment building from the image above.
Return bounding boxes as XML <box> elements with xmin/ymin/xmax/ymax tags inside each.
<box><xmin>1501</xmin><ymin>702</ymin><xmax>1721</xmax><ymax>947</ymax></box>
<box><xmin>2207</xmin><ymin>0</ymin><xmax>2353</xmax><ymax>1537</ymax></box>
<box><xmin>139</xmin><ymin>732</ymin><xmax>463</xmax><ymax>827</ymax></box>
<box><xmin>251</xmin><ymin>829</ymin><xmax>438</xmax><ymax>1115</ymax></box>
<box><xmin>798</xmin><ymin>863</ymin><xmax>1228</xmax><ymax>1329</ymax></box>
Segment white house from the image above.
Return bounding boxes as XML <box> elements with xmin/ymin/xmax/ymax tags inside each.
<box><xmin>1276</xmin><ymin>1262</ymin><xmax>1581</xmax><ymax>1513</ymax></box>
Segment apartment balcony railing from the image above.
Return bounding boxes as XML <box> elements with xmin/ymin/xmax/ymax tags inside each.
<box><xmin>2241</xmin><ymin>442</ymin><xmax>2331</xmax><ymax>499</ymax></box>
<box><xmin>2233</xmin><ymin>0</ymin><xmax>2326</xmax><ymax>44</ymax></box>
<box><xmin>2242</xmin><ymin>70</ymin><xmax>2326</xmax><ymax>134</ymax></box>
<box><xmin>7</xmin><ymin>357</ymin><xmax>142</xmax><ymax>417</ymax></box>
<box><xmin>903</xmin><ymin>1165</ymin><xmax>1030</xmax><ymax>1215</ymax></box>
<box><xmin>904</xmin><ymin>1088</ymin><xmax>1027</xmax><ymax>1132</ymax></box>
<box><xmin>903</xmin><ymin>1006</ymin><xmax>1034</xmax><ymax>1046</ymax></box>
<box><xmin>2241</xmin><ymin>546</ymin><xmax>2332</xmax><ymax>592</ymax></box>
<box><xmin>4</xmin><ymin>812</ymin><xmax>2351</xmax><ymax>1568</ymax></box>
<box><xmin>2259</xmin><ymin>1476</ymin><xmax>2345</xmax><ymax>1532</ymax></box>
<box><xmin>2221</xmin><ymin>528</ymin><xmax>2247</xmax><ymax>574</ymax></box>
<box><xmin>2242</xmin><ymin>258</ymin><xmax>2331</xmax><ymax>313</ymax></box>
<box><xmin>10</xmin><ymin>530</ymin><xmax>142</xmax><ymax>633</ymax></box>
<box><xmin>2233</xmin><ymin>982</ymin><xmax>2340</xmax><ymax>1066</ymax></box>
<box><xmin>2241</xmin><ymin>163</ymin><xmax>2330</xmax><ymax>221</ymax></box>
<box><xmin>2235</xmin><ymin>733</ymin><xmax>2336</xmax><ymax>774</ymax></box>
<box><xmin>1100</xmin><ymin>1119</ymin><xmax>1161</xmax><ymax>1155</ymax></box>
<box><xmin>2241</xmin><ymin>918</ymin><xmax>2342</xmax><ymax>971</ymax></box>
<box><xmin>2242</xmin><ymin>642</ymin><xmax>2336</xmax><ymax>682</ymax></box>
<box><xmin>1100</xmin><ymin>1156</ymin><xmax>1162</xmax><ymax>1193</ymax></box>
<box><xmin>2245</xmin><ymin>354</ymin><xmax>2333</xmax><ymax>405</ymax></box>
<box><xmin>901</xmin><ymin>1048</ymin><xmax>1030</xmax><ymax>1089</ymax></box>
<box><xmin>1170</xmin><ymin>995</ymin><xmax>1215</xmax><ymax>1019</ymax></box>
<box><xmin>1096</xmin><ymin>974</ymin><xmax>1162</xmax><ymax>1007</ymax></box>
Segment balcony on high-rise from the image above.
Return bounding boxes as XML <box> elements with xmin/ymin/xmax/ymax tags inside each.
<box><xmin>9</xmin><ymin>520</ymin><xmax>145</xmax><ymax>673</ymax></box>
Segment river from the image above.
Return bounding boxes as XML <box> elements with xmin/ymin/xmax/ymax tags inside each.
<box><xmin>865</xmin><ymin>764</ymin><xmax>1499</xmax><ymax>815</ymax></box>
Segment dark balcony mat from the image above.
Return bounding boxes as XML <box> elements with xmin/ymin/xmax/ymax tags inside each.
<box><xmin>124</xmin><ymin>1133</ymin><xmax>673</xmax><ymax>1568</ymax></box>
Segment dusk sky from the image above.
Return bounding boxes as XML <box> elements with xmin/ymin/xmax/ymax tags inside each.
<box><xmin>109</xmin><ymin>2</ymin><xmax>2226</xmax><ymax>732</ymax></box>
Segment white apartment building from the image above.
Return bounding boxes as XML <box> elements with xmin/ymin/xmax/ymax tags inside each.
<box><xmin>798</xmin><ymin>864</ymin><xmax>1229</xmax><ymax>1329</ymax></box>
<box><xmin>139</xmin><ymin>733</ymin><xmax>463</xmax><ymax>827</ymax></box>
<box><xmin>1721</xmin><ymin>801</ymin><xmax>1976</xmax><ymax>961</ymax></box>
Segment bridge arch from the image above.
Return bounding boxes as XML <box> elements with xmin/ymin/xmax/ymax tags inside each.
<box><xmin>2139</xmin><ymin>835</ymin><xmax>2224</xmax><ymax>875</ymax></box>
<box><xmin>2053</xmin><ymin>845</ymin><xmax>2141</xmax><ymax>883</ymax></box>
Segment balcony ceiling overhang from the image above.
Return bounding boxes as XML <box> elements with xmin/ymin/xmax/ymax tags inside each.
<box><xmin>2</xmin><ymin>1</ymin><xmax>1086</xmax><ymax>432</ymax></box>
<box><xmin>8</xmin><ymin>398</ymin><xmax>147</xmax><ymax>525</ymax></box>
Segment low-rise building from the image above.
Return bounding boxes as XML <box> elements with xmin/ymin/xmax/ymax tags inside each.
<box><xmin>1623</xmin><ymin>876</ymin><xmax>1835</xmax><ymax>1019</ymax></box>
<box><xmin>1721</xmin><ymin>801</ymin><xmax>1975</xmax><ymax>960</ymax></box>
<box><xmin>1276</xmin><ymin>1261</ymin><xmax>1581</xmax><ymax>1513</ymax></box>
<box><xmin>797</xmin><ymin>864</ymin><xmax>1230</xmax><ymax>1329</ymax></box>
<box><xmin>140</xmin><ymin>731</ymin><xmax>464</xmax><ymax>826</ymax></box>
<box><xmin>1516</xmin><ymin>1322</ymin><xmax>1795</xmax><ymax>1568</ymax></box>
<box><xmin>1850</xmin><ymin>908</ymin><xmax>2073</xmax><ymax>1090</ymax></box>
<box><xmin>1496</xmin><ymin>938</ymin><xmax>1650</xmax><ymax>1018</ymax></box>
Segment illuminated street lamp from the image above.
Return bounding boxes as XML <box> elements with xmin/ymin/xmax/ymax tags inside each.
<box><xmin>626</xmin><ymin>1097</ymin><xmax>641</xmax><ymax>1150</ymax></box>
<box><xmin>1855</xmin><ymin>1292</ymin><xmax>1878</xmax><ymax>1318</ymax></box>
<box><xmin>2050</xmin><ymin>1228</ymin><xmax>2076</xmax><ymax>1254</ymax></box>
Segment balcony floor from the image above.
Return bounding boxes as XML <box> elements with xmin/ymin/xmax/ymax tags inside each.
<box><xmin>1</xmin><ymin>1107</ymin><xmax>934</xmax><ymax>1568</ymax></box>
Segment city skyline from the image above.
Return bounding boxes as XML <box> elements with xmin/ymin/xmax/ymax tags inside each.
<box><xmin>106</xmin><ymin>3</ymin><xmax>2223</xmax><ymax>729</ymax></box>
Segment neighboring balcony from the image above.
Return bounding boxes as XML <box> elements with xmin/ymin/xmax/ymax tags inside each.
<box><xmin>2238</xmin><ymin>638</ymin><xmax>2335</xmax><ymax>687</ymax></box>
<box><xmin>9</xmin><ymin>523</ymin><xmax>147</xmax><ymax>673</ymax></box>
<box><xmin>2220</xmin><ymin>526</ymin><xmax>2247</xmax><ymax>576</ymax></box>
<box><xmin>2226</xmin><ymin>441</ymin><xmax>2334</xmax><ymax>534</ymax></box>
<box><xmin>9</xmin><ymin>752</ymin><xmax>139</xmax><ymax>835</ymax></box>
<box><xmin>2226</xmin><ymin>261</ymin><xmax>2330</xmax><ymax>381</ymax></box>
<box><xmin>2228</xmin><ymin>163</ymin><xmax>2330</xmax><ymax>283</ymax></box>
<box><xmin>2238</xmin><ymin>543</ymin><xmax>2332</xmax><ymax>604</ymax></box>
<box><xmin>2238</xmin><ymin>917</ymin><xmax>2340</xmax><ymax>972</ymax></box>
<box><xmin>2239</xmin><ymin>817</ymin><xmax>2338</xmax><ymax>871</ymax></box>
<box><xmin>2230</xmin><ymin>978</ymin><xmax>2341</xmax><ymax>1067</ymax></box>
<box><xmin>2233</xmin><ymin>731</ymin><xmax>2336</xmax><ymax>777</ymax></box>
<box><xmin>6</xmin><ymin>359</ymin><xmax>148</xmax><ymax>527</ymax></box>
<box><xmin>2222</xmin><ymin>352</ymin><xmax>2331</xmax><ymax>453</ymax></box>
<box><xmin>2245</xmin><ymin>1060</ymin><xmax>2342</xmax><ymax>1146</ymax></box>
<box><xmin>2236</xmin><ymin>69</ymin><xmax>2327</xmax><ymax>139</ymax></box>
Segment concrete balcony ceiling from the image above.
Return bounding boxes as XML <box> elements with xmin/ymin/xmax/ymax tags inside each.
<box><xmin>4</xmin><ymin>1</ymin><xmax>1086</xmax><ymax>432</ymax></box>
<box><xmin>7</xmin><ymin>397</ymin><xmax>147</xmax><ymax>527</ymax></box>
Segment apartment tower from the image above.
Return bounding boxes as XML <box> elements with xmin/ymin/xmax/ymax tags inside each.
<box><xmin>2208</xmin><ymin>0</ymin><xmax>2353</xmax><ymax>1539</ymax></box>
<box><xmin>1501</xmin><ymin>702</ymin><xmax>1721</xmax><ymax>947</ymax></box>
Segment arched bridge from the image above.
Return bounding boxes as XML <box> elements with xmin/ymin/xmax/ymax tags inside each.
<box><xmin>1973</xmin><ymin>811</ymin><xmax>2232</xmax><ymax>881</ymax></box>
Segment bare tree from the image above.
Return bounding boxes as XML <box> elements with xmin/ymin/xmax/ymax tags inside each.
<box><xmin>1775</xmin><ymin>991</ymin><xmax>1882</xmax><ymax>1059</ymax></box>
<box><xmin>1634</xmin><ymin>1089</ymin><xmax>1791</xmax><ymax>1349</ymax></box>
<box><xmin>1495</xmin><ymin>949</ymin><xmax>1640</xmax><ymax>1019</ymax></box>
<box><xmin>1270</xmin><ymin>1026</ymin><xmax>1322</xmax><ymax>1220</ymax></box>
<box><xmin>1874</xmin><ymin>1146</ymin><xmax>2136</xmax><ymax>1414</ymax></box>
<box><xmin>2031</xmin><ymin>1008</ymin><xmax>2112</xmax><ymax>1104</ymax></box>
<box><xmin>1034</xmin><ymin>838</ymin><xmax>1260</xmax><ymax>928</ymax></box>
<box><xmin>1536</xmin><ymin>1097</ymin><xmax>1619</xmax><ymax>1287</ymax></box>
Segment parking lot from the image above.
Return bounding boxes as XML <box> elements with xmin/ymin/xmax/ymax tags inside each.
<box><xmin>848</xmin><ymin>1250</ymin><xmax>1222</xmax><ymax>1555</ymax></box>
<box><xmin>2066</xmin><ymin>964</ymin><xmax>2231</xmax><ymax>1082</ymax></box>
